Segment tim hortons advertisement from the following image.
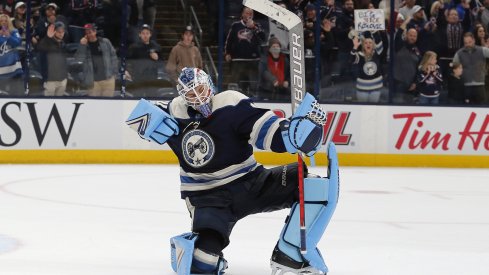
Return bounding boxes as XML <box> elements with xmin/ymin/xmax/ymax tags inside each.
<box><xmin>390</xmin><ymin>110</ymin><xmax>489</xmax><ymax>154</ymax></box>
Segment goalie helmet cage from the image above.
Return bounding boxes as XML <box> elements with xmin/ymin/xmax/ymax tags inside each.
<box><xmin>243</xmin><ymin>0</ymin><xmax>308</xmax><ymax>254</ymax></box>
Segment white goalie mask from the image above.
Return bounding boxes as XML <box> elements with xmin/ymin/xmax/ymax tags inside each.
<box><xmin>176</xmin><ymin>67</ymin><xmax>215</xmax><ymax>118</ymax></box>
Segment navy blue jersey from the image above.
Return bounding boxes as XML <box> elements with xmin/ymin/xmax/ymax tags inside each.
<box><xmin>416</xmin><ymin>65</ymin><xmax>443</xmax><ymax>97</ymax></box>
<box><xmin>162</xmin><ymin>91</ymin><xmax>287</xmax><ymax>192</ymax></box>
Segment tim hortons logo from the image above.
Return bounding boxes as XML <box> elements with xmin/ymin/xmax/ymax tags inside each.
<box><xmin>273</xmin><ymin>109</ymin><xmax>352</xmax><ymax>145</ymax></box>
<box><xmin>393</xmin><ymin>112</ymin><xmax>489</xmax><ymax>151</ymax></box>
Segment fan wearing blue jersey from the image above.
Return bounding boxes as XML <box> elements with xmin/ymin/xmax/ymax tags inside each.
<box><xmin>126</xmin><ymin>68</ymin><xmax>339</xmax><ymax>275</ymax></box>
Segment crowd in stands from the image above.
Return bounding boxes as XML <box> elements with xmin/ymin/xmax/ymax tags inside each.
<box><xmin>1</xmin><ymin>0</ymin><xmax>489</xmax><ymax>106</ymax></box>
<box><xmin>0</xmin><ymin>0</ymin><xmax>173</xmax><ymax>98</ymax></box>
<box><xmin>221</xmin><ymin>0</ymin><xmax>489</xmax><ymax>105</ymax></box>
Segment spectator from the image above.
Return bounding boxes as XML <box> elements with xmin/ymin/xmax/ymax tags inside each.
<box><xmin>435</xmin><ymin>8</ymin><xmax>470</xmax><ymax>59</ymax></box>
<box><xmin>455</xmin><ymin>0</ymin><xmax>471</xmax><ymax>22</ymax></box>
<box><xmin>304</xmin><ymin>4</ymin><xmax>318</xmax><ymax>32</ymax></box>
<box><xmin>332</xmin><ymin>0</ymin><xmax>355</xmax><ymax>80</ymax></box>
<box><xmin>399</xmin><ymin>0</ymin><xmax>423</xmax><ymax>20</ymax></box>
<box><xmin>127</xmin><ymin>24</ymin><xmax>162</xmax><ymax>97</ymax></box>
<box><xmin>11</xmin><ymin>2</ymin><xmax>31</xmax><ymax>44</ymax></box>
<box><xmin>74</xmin><ymin>23</ymin><xmax>118</xmax><ymax>97</ymax></box>
<box><xmin>393</xmin><ymin>28</ymin><xmax>421</xmax><ymax>104</ymax></box>
<box><xmin>474</xmin><ymin>24</ymin><xmax>488</xmax><ymax>47</ymax></box>
<box><xmin>258</xmin><ymin>37</ymin><xmax>290</xmax><ymax>100</ymax></box>
<box><xmin>453</xmin><ymin>32</ymin><xmax>489</xmax><ymax>105</ymax></box>
<box><xmin>319</xmin><ymin>16</ymin><xmax>337</xmax><ymax>81</ymax></box>
<box><xmin>394</xmin><ymin>13</ymin><xmax>406</xmax><ymax>52</ymax></box>
<box><xmin>32</xmin><ymin>3</ymin><xmax>69</xmax><ymax>45</ymax></box>
<box><xmin>287</xmin><ymin>0</ymin><xmax>308</xmax><ymax>19</ymax></box>
<box><xmin>447</xmin><ymin>62</ymin><xmax>466</xmax><ymax>104</ymax></box>
<box><xmin>37</xmin><ymin>21</ymin><xmax>69</xmax><ymax>96</ymax></box>
<box><xmin>351</xmin><ymin>32</ymin><xmax>384</xmax><ymax>102</ymax></box>
<box><xmin>475</xmin><ymin>24</ymin><xmax>489</xmax><ymax>103</ymax></box>
<box><xmin>166</xmin><ymin>25</ymin><xmax>203</xmax><ymax>85</ymax></box>
<box><xmin>406</xmin><ymin>5</ymin><xmax>437</xmax><ymax>53</ymax></box>
<box><xmin>429</xmin><ymin>0</ymin><xmax>447</xmax><ymax>21</ymax></box>
<box><xmin>0</xmin><ymin>14</ymin><xmax>23</xmax><ymax>96</ymax></box>
<box><xmin>476</xmin><ymin>0</ymin><xmax>489</xmax><ymax>30</ymax></box>
<box><xmin>320</xmin><ymin>0</ymin><xmax>341</xmax><ymax>21</ymax></box>
<box><xmin>416</xmin><ymin>51</ymin><xmax>443</xmax><ymax>105</ymax></box>
<box><xmin>406</xmin><ymin>5</ymin><xmax>429</xmax><ymax>31</ymax></box>
<box><xmin>267</xmin><ymin>1</ymin><xmax>289</xmax><ymax>50</ymax></box>
<box><xmin>32</xmin><ymin>3</ymin><xmax>70</xmax><ymax>84</ymax></box>
<box><xmin>0</xmin><ymin>0</ymin><xmax>15</xmax><ymax>17</ymax></box>
<box><xmin>224</xmin><ymin>6</ymin><xmax>265</xmax><ymax>94</ymax></box>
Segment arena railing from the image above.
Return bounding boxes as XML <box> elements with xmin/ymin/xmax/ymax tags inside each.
<box><xmin>189</xmin><ymin>5</ymin><xmax>203</xmax><ymax>50</ymax></box>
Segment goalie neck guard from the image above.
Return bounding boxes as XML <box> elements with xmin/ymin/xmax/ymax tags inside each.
<box><xmin>177</xmin><ymin>67</ymin><xmax>216</xmax><ymax>118</ymax></box>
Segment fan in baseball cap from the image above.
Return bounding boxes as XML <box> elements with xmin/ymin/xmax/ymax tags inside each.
<box><xmin>412</xmin><ymin>5</ymin><xmax>423</xmax><ymax>14</ymax></box>
<box><xmin>15</xmin><ymin>2</ymin><xmax>26</xmax><ymax>10</ymax></box>
<box><xmin>140</xmin><ymin>24</ymin><xmax>152</xmax><ymax>32</ymax></box>
<box><xmin>54</xmin><ymin>21</ymin><xmax>65</xmax><ymax>30</ymax></box>
<box><xmin>183</xmin><ymin>25</ymin><xmax>194</xmax><ymax>34</ymax></box>
<box><xmin>83</xmin><ymin>23</ymin><xmax>97</xmax><ymax>30</ymax></box>
<box><xmin>46</xmin><ymin>2</ymin><xmax>58</xmax><ymax>9</ymax></box>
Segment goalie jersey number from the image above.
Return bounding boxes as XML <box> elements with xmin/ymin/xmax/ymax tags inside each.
<box><xmin>181</xmin><ymin>129</ymin><xmax>215</xmax><ymax>168</ymax></box>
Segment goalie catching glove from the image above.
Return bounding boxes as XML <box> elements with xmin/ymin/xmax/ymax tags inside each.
<box><xmin>281</xmin><ymin>93</ymin><xmax>326</xmax><ymax>156</ymax></box>
<box><xmin>126</xmin><ymin>99</ymin><xmax>179</xmax><ymax>144</ymax></box>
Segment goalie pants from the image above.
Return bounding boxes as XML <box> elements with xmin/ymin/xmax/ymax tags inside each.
<box><xmin>183</xmin><ymin>163</ymin><xmax>306</xmax><ymax>255</ymax></box>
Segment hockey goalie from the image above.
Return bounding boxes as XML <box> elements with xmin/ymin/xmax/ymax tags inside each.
<box><xmin>126</xmin><ymin>67</ymin><xmax>339</xmax><ymax>275</ymax></box>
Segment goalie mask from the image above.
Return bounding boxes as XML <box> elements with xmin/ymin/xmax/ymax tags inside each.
<box><xmin>177</xmin><ymin>68</ymin><xmax>215</xmax><ymax>118</ymax></box>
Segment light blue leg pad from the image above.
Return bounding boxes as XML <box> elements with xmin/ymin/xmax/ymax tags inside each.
<box><xmin>170</xmin><ymin>232</ymin><xmax>228</xmax><ymax>275</ymax></box>
<box><xmin>277</xmin><ymin>142</ymin><xmax>340</xmax><ymax>273</ymax></box>
<box><xmin>170</xmin><ymin>232</ymin><xmax>197</xmax><ymax>275</ymax></box>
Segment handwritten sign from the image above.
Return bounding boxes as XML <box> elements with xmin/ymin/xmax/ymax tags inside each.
<box><xmin>354</xmin><ymin>9</ymin><xmax>385</xmax><ymax>31</ymax></box>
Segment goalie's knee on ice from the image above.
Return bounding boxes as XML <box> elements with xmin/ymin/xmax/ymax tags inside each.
<box><xmin>170</xmin><ymin>232</ymin><xmax>227</xmax><ymax>275</ymax></box>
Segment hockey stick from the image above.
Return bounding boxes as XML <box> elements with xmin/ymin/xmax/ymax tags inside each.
<box><xmin>243</xmin><ymin>0</ymin><xmax>307</xmax><ymax>254</ymax></box>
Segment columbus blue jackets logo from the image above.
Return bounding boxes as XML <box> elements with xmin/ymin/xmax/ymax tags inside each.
<box><xmin>363</xmin><ymin>61</ymin><xmax>377</xmax><ymax>76</ymax></box>
<box><xmin>182</xmin><ymin>129</ymin><xmax>215</xmax><ymax>167</ymax></box>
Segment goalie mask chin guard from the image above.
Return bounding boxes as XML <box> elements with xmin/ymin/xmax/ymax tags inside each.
<box><xmin>177</xmin><ymin>68</ymin><xmax>215</xmax><ymax>118</ymax></box>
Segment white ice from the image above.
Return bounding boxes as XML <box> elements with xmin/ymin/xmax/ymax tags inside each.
<box><xmin>1</xmin><ymin>164</ymin><xmax>488</xmax><ymax>275</ymax></box>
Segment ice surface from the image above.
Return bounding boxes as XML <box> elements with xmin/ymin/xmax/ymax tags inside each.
<box><xmin>1</xmin><ymin>164</ymin><xmax>488</xmax><ymax>275</ymax></box>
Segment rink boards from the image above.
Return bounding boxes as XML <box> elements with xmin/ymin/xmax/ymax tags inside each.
<box><xmin>0</xmin><ymin>98</ymin><xmax>488</xmax><ymax>167</ymax></box>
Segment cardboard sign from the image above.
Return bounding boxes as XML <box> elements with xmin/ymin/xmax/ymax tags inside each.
<box><xmin>354</xmin><ymin>9</ymin><xmax>385</xmax><ymax>31</ymax></box>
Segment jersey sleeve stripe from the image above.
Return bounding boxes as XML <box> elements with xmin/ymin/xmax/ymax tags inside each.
<box><xmin>255</xmin><ymin>116</ymin><xmax>279</xmax><ymax>150</ymax></box>
<box><xmin>249</xmin><ymin>111</ymin><xmax>278</xmax><ymax>149</ymax></box>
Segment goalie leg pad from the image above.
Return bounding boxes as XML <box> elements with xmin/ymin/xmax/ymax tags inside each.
<box><xmin>170</xmin><ymin>232</ymin><xmax>197</xmax><ymax>274</ymax></box>
<box><xmin>126</xmin><ymin>99</ymin><xmax>179</xmax><ymax>144</ymax></box>
<box><xmin>170</xmin><ymin>233</ymin><xmax>228</xmax><ymax>275</ymax></box>
<box><xmin>274</xmin><ymin>143</ymin><xmax>340</xmax><ymax>273</ymax></box>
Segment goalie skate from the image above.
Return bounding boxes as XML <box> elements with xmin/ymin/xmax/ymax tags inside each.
<box><xmin>270</xmin><ymin>262</ymin><xmax>325</xmax><ymax>275</ymax></box>
<box><xmin>270</xmin><ymin>246</ymin><xmax>325</xmax><ymax>275</ymax></box>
